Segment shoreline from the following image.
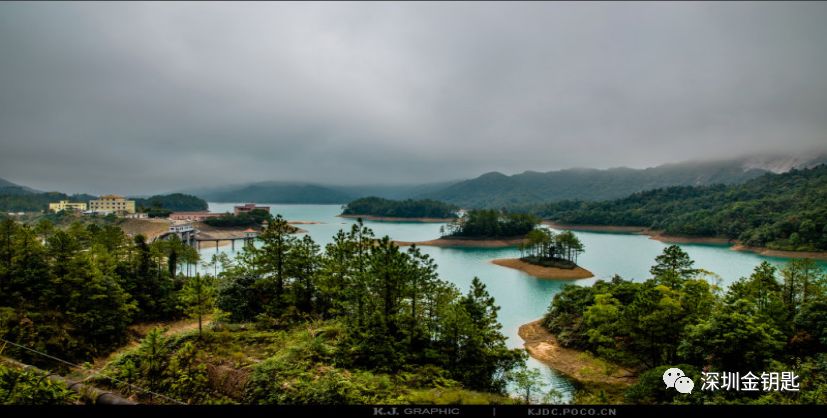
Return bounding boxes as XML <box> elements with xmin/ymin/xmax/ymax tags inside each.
<box><xmin>518</xmin><ymin>320</ymin><xmax>636</xmax><ymax>388</ymax></box>
<box><xmin>731</xmin><ymin>245</ymin><xmax>827</xmax><ymax>260</ymax></box>
<box><xmin>394</xmin><ymin>236</ymin><xmax>527</xmax><ymax>248</ymax></box>
<box><xmin>338</xmin><ymin>214</ymin><xmax>456</xmax><ymax>223</ymax></box>
<box><xmin>491</xmin><ymin>258</ymin><xmax>593</xmax><ymax>280</ymax></box>
<box><xmin>544</xmin><ymin>221</ymin><xmax>827</xmax><ymax>259</ymax></box>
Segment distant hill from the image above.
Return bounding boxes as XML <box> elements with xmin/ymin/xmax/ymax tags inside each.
<box><xmin>179</xmin><ymin>153</ymin><xmax>827</xmax><ymax>206</ymax></box>
<box><xmin>0</xmin><ymin>192</ymin><xmax>96</xmax><ymax>213</ymax></box>
<box><xmin>187</xmin><ymin>180</ymin><xmax>460</xmax><ymax>204</ymax></box>
<box><xmin>417</xmin><ymin>156</ymin><xmax>827</xmax><ymax>208</ymax></box>
<box><xmin>0</xmin><ymin>177</ymin><xmax>39</xmax><ymax>195</ymax></box>
<box><xmin>194</xmin><ymin>182</ymin><xmax>355</xmax><ymax>204</ymax></box>
<box><xmin>330</xmin><ymin>181</ymin><xmax>460</xmax><ymax>201</ymax></box>
<box><xmin>536</xmin><ymin>164</ymin><xmax>827</xmax><ymax>251</ymax></box>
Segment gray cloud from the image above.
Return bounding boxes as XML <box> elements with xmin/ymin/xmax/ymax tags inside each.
<box><xmin>1</xmin><ymin>2</ymin><xmax>826</xmax><ymax>194</ymax></box>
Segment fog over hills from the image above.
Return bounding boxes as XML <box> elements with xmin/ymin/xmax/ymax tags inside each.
<box><xmin>179</xmin><ymin>153</ymin><xmax>827</xmax><ymax>207</ymax></box>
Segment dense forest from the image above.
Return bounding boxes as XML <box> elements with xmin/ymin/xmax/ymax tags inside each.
<box><xmin>444</xmin><ymin>209</ymin><xmax>539</xmax><ymax>238</ymax></box>
<box><xmin>202</xmin><ymin>209</ymin><xmax>273</xmax><ymax>228</ymax></box>
<box><xmin>0</xmin><ymin>216</ymin><xmax>529</xmax><ymax>404</ymax></box>
<box><xmin>134</xmin><ymin>193</ymin><xmax>208</xmax><ymax>215</ymax></box>
<box><xmin>542</xmin><ymin>245</ymin><xmax>827</xmax><ymax>404</ymax></box>
<box><xmin>0</xmin><ymin>192</ymin><xmax>96</xmax><ymax>213</ymax></box>
<box><xmin>534</xmin><ymin>165</ymin><xmax>827</xmax><ymax>251</ymax></box>
<box><xmin>341</xmin><ymin>197</ymin><xmax>458</xmax><ymax>219</ymax></box>
<box><xmin>0</xmin><ymin>189</ymin><xmax>207</xmax><ymax>216</ymax></box>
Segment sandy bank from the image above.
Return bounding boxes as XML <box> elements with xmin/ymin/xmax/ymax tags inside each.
<box><xmin>491</xmin><ymin>258</ymin><xmax>593</xmax><ymax>280</ymax></box>
<box><xmin>519</xmin><ymin>320</ymin><xmax>636</xmax><ymax>387</ymax></box>
<box><xmin>288</xmin><ymin>220</ymin><xmax>324</xmax><ymax>225</ymax></box>
<box><xmin>543</xmin><ymin>221</ymin><xmax>649</xmax><ymax>234</ymax></box>
<box><xmin>731</xmin><ymin>245</ymin><xmax>827</xmax><ymax>260</ymax></box>
<box><xmin>647</xmin><ymin>233</ymin><xmax>732</xmax><ymax>245</ymax></box>
<box><xmin>339</xmin><ymin>214</ymin><xmax>456</xmax><ymax>223</ymax></box>
<box><xmin>394</xmin><ymin>237</ymin><xmax>527</xmax><ymax>248</ymax></box>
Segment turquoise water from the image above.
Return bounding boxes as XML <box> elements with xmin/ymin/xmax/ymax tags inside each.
<box><xmin>200</xmin><ymin>203</ymin><xmax>826</xmax><ymax>402</ymax></box>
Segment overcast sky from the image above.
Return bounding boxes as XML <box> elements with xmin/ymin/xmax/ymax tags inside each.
<box><xmin>1</xmin><ymin>2</ymin><xmax>826</xmax><ymax>195</ymax></box>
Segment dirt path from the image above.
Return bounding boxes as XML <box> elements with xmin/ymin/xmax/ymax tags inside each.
<box><xmin>519</xmin><ymin>320</ymin><xmax>636</xmax><ymax>387</ymax></box>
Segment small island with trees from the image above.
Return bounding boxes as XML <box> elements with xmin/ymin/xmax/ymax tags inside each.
<box><xmin>395</xmin><ymin>209</ymin><xmax>540</xmax><ymax>248</ymax></box>
<box><xmin>340</xmin><ymin>196</ymin><xmax>459</xmax><ymax>222</ymax></box>
<box><xmin>492</xmin><ymin>228</ymin><xmax>592</xmax><ymax>280</ymax></box>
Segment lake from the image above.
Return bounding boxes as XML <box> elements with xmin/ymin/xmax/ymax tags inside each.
<box><xmin>199</xmin><ymin>203</ymin><xmax>827</xmax><ymax>402</ymax></box>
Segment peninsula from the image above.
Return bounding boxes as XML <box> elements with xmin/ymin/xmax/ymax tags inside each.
<box><xmin>340</xmin><ymin>196</ymin><xmax>458</xmax><ymax>222</ymax></box>
<box><xmin>396</xmin><ymin>209</ymin><xmax>537</xmax><ymax>248</ymax></box>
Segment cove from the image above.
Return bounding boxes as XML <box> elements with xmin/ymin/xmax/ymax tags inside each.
<box><xmin>199</xmin><ymin>203</ymin><xmax>827</xmax><ymax>402</ymax></box>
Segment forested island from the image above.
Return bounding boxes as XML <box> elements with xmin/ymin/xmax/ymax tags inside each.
<box><xmin>533</xmin><ymin>165</ymin><xmax>827</xmax><ymax>252</ymax></box>
<box><xmin>134</xmin><ymin>193</ymin><xmax>208</xmax><ymax>217</ymax></box>
<box><xmin>341</xmin><ymin>196</ymin><xmax>458</xmax><ymax>221</ymax></box>
<box><xmin>0</xmin><ymin>217</ymin><xmax>541</xmax><ymax>405</ymax></box>
<box><xmin>443</xmin><ymin>209</ymin><xmax>538</xmax><ymax>239</ymax></box>
<box><xmin>202</xmin><ymin>208</ymin><xmax>273</xmax><ymax>228</ymax></box>
<box><xmin>492</xmin><ymin>229</ymin><xmax>592</xmax><ymax>280</ymax></box>
<box><xmin>394</xmin><ymin>209</ymin><xmax>540</xmax><ymax>248</ymax></box>
<box><xmin>531</xmin><ymin>245</ymin><xmax>827</xmax><ymax>404</ymax></box>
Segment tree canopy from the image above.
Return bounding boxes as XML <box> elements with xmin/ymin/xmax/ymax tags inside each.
<box><xmin>342</xmin><ymin>197</ymin><xmax>458</xmax><ymax>219</ymax></box>
<box><xmin>535</xmin><ymin>164</ymin><xmax>827</xmax><ymax>251</ymax></box>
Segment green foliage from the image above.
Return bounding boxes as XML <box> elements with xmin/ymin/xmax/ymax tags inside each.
<box><xmin>203</xmin><ymin>209</ymin><xmax>273</xmax><ymax>227</ymax></box>
<box><xmin>649</xmin><ymin>245</ymin><xmax>699</xmax><ymax>286</ymax></box>
<box><xmin>421</xmin><ymin>160</ymin><xmax>768</xmax><ymax>208</ymax></box>
<box><xmin>679</xmin><ymin>299</ymin><xmax>785</xmax><ymax>371</ymax></box>
<box><xmin>519</xmin><ymin>229</ymin><xmax>585</xmax><ymax>265</ymax></box>
<box><xmin>0</xmin><ymin>364</ymin><xmax>77</xmax><ymax>405</ymax></box>
<box><xmin>134</xmin><ymin>193</ymin><xmax>208</xmax><ymax>213</ymax></box>
<box><xmin>624</xmin><ymin>364</ymin><xmax>699</xmax><ymax>405</ymax></box>
<box><xmin>445</xmin><ymin>209</ymin><xmax>539</xmax><ymax>238</ymax></box>
<box><xmin>0</xmin><ymin>218</ymin><xmax>191</xmax><ymax>367</ymax></box>
<box><xmin>507</xmin><ymin>364</ymin><xmax>548</xmax><ymax>404</ymax></box>
<box><xmin>103</xmin><ymin>328</ymin><xmax>211</xmax><ymax>404</ymax></box>
<box><xmin>536</xmin><ymin>165</ymin><xmax>827</xmax><ymax>251</ymax></box>
<box><xmin>179</xmin><ymin>274</ymin><xmax>217</xmax><ymax>338</ymax></box>
<box><xmin>0</xmin><ymin>220</ymin><xmax>138</xmax><ymax>363</ymax></box>
<box><xmin>541</xmin><ymin>246</ymin><xmax>827</xmax><ymax>405</ymax></box>
<box><xmin>216</xmin><ymin>219</ymin><xmax>524</xmax><ymax>396</ymax></box>
<box><xmin>342</xmin><ymin>197</ymin><xmax>458</xmax><ymax>219</ymax></box>
<box><xmin>0</xmin><ymin>191</ymin><xmax>95</xmax><ymax>213</ymax></box>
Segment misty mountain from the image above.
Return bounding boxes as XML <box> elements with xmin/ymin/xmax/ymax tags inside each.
<box><xmin>328</xmin><ymin>181</ymin><xmax>460</xmax><ymax>200</ymax></box>
<box><xmin>183</xmin><ymin>154</ymin><xmax>827</xmax><ymax>207</ymax></box>
<box><xmin>416</xmin><ymin>156</ymin><xmax>825</xmax><ymax>208</ymax></box>
<box><xmin>193</xmin><ymin>182</ymin><xmax>355</xmax><ymax>204</ymax></box>
<box><xmin>0</xmin><ymin>177</ymin><xmax>39</xmax><ymax>195</ymax></box>
<box><xmin>187</xmin><ymin>180</ymin><xmax>460</xmax><ymax>204</ymax></box>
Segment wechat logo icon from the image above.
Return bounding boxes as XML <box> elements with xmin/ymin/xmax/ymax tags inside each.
<box><xmin>663</xmin><ymin>367</ymin><xmax>694</xmax><ymax>394</ymax></box>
